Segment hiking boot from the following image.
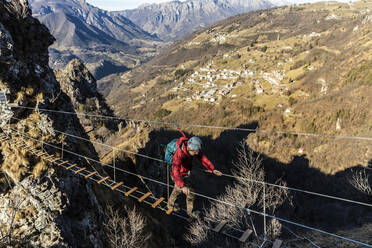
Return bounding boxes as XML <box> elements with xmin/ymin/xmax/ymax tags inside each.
<box><xmin>187</xmin><ymin>210</ymin><xmax>200</xmax><ymax>219</ymax></box>
<box><xmin>167</xmin><ymin>203</ymin><xmax>180</xmax><ymax>212</ymax></box>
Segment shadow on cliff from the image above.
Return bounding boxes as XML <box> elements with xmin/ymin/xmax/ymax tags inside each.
<box><xmin>134</xmin><ymin>122</ymin><xmax>372</xmax><ymax>246</ymax></box>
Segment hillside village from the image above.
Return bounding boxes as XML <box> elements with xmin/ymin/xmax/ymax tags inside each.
<box><xmin>102</xmin><ymin>0</ymin><xmax>372</xmax><ymax>175</ymax></box>
<box><xmin>160</xmin><ymin>24</ymin><xmax>336</xmax><ymax>111</ymax></box>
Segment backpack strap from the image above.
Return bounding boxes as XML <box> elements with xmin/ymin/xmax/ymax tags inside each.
<box><xmin>177</xmin><ymin>139</ymin><xmax>187</xmax><ymax>152</ymax></box>
<box><xmin>179</xmin><ymin>129</ymin><xmax>187</xmax><ymax>138</ymax></box>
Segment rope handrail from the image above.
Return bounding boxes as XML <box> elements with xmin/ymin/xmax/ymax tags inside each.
<box><xmin>10</xmin><ymin>116</ymin><xmax>372</xmax><ymax>209</ymax></box>
<box><xmin>6</xmin><ymin>134</ymin><xmax>263</xmax><ymax>248</ymax></box>
<box><xmin>7</xmin><ymin>127</ymin><xmax>372</xmax><ymax>247</ymax></box>
<box><xmin>11</xmin><ymin>105</ymin><xmax>372</xmax><ymax>141</ymax></box>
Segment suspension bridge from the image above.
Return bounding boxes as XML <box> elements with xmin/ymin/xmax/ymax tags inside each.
<box><xmin>1</xmin><ymin>103</ymin><xmax>372</xmax><ymax>248</ymax></box>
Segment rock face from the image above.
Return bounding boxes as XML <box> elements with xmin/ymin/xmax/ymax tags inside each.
<box><xmin>0</xmin><ymin>1</ymin><xmax>104</xmax><ymax>247</ymax></box>
<box><xmin>56</xmin><ymin>59</ymin><xmax>120</xmax><ymax>142</ymax></box>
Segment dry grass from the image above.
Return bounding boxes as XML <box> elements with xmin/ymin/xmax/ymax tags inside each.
<box><xmin>32</xmin><ymin>160</ymin><xmax>48</xmax><ymax>178</ymax></box>
<box><xmin>1</xmin><ymin>142</ymin><xmax>30</xmax><ymax>182</ymax></box>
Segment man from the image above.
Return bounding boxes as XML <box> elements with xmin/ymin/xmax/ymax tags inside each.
<box><xmin>167</xmin><ymin>136</ymin><xmax>222</xmax><ymax>219</ymax></box>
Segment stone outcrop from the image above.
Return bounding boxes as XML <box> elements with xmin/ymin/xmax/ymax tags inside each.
<box><xmin>0</xmin><ymin>1</ymin><xmax>104</xmax><ymax>247</ymax></box>
<box><xmin>55</xmin><ymin>59</ymin><xmax>120</xmax><ymax>142</ymax></box>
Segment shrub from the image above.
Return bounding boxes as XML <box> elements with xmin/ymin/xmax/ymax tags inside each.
<box><xmin>261</xmin><ymin>46</ymin><xmax>268</xmax><ymax>53</ymax></box>
<box><xmin>157</xmin><ymin>79</ymin><xmax>173</xmax><ymax>85</ymax></box>
<box><xmin>335</xmin><ymin>109</ymin><xmax>350</xmax><ymax>121</ymax></box>
<box><xmin>153</xmin><ymin>109</ymin><xmax>171</xmax><ymax>120</ymax></box>
<box><xmin>175</xmin><ymin>69</ymin><xmax>193</xmax><ymax>78</ymax></box>
<box><xmin>288</xmin><ymin>97</ymin><xmax>297</xmax><ymax>106</ymax></box>
<box><xmin>240</xmin><ymin>103</ymin><xmax>264</xmax><ymax>117</ymax></box>
<box><xmin>349</xmin><ymin>170</ymin><xmax>372</xmax><ymax>195</ymax></box>
<box><xmin>305</xmin><ymin>121</ymin><xmax>316</xmax><ymax>133</ymax></box>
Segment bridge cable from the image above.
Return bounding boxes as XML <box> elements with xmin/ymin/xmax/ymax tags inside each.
<box><xmin>6</xmin><ymin>127</ymin><xmax>372</xmax><ymax>248</ymax></box>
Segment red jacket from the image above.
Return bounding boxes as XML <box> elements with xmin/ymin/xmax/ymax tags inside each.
<box><xmin>171</xmin><ymin>137</ymin><xmax>215</xmax><ymax>188</ymax></box>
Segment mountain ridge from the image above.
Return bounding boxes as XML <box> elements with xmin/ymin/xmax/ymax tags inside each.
<box><xmin>118</xmin><ymin>0</ymin><xmax>276</xmax><ymax>41</ymax></box>
<box><xmin>29</xmin><ymin>0</ymin><xmax>164</xmax><ymax>79</ymax></box>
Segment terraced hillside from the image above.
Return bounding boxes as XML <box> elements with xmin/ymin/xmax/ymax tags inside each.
<box><xmin>100</xmin><ymin>1</ymin><xmax>372</xmax><ymax>173</ymax></box>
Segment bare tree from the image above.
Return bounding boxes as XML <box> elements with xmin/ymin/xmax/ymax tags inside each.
<box><xmin>103</xmin><ymin>205</ymin><xmax>151</xmax><ymax>248</ymax></box>
<box><xmin>349</xmin><ymin>170</ymin><xmax>372</xmax><ymax>195</ymax></box>
<box><xmin>4</xmin><ymin>0</ymin><xmax>30</xmax><ymax>19</ymax></box>
<box><xmin>186</xmin><ymin>141</ymin><xmax>288</xmax><ymax>245</ymax></box>
<box><xmin>0</xmin><ymin>193</ymin><xmax>25</xmax><ymax>246</ymax></box>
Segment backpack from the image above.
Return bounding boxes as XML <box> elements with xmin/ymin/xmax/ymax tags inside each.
<box><xmin>164</xmin><ymin>138</ymin><xmax>187</xmax><ymax>166</ymax></box>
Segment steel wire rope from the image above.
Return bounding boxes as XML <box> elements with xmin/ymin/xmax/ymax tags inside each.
<box><xmin>9</xmin><ymin>136</ymin><xmax>262</xmax><ymax>248</ymax></box>
<box><xmin>219</xmin><ymin>172</ymin><xmax>372</xmax><ymax>208</ymax></box>
<box><xmin>10</xmin><ymin>116</ymin><xmax>372</xmax><ymax>209</ymax></box>
<box><xmin>281</xmin><ymin>225</ymin><xmax>321</xmax><ymax>248</ymax></box>
<box><xmin>12</xmin><ymin>105</ymin><xmax>372</xmax><ymax>141</ymax></box>
<box><xmin>8</xmin><ymin>127</ymin><xmax>372</xmax><ymax>248</ymax></box>
<box><xmin>11</xmin><ymin>116</ymin><xmax>164</xmax><ymax>163</ymax></box>
<box><xmin>4</xmin><ymin>136</ymin><xmax>264</xmax><ymax>246</ymax></box>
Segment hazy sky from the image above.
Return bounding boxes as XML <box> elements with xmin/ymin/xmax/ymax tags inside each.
<box><xmin>86</xmin><ymin>0</ymin><xmax>179</xmax><ymax>11</ymax></box>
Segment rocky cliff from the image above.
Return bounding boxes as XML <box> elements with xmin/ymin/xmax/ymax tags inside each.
<box><xmin>0</xmin><ymin>1</ymin><xmax>104</xmax><ymax>246</ymax></box>
<box><xmin>55</xmin><ymin>59</ymin><xmax>120</xmax><ymax>143</ymax></box>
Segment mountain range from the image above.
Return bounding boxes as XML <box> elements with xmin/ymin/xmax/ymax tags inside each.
<box><xmin>29</xmin><ymin>0</ymin><xmax>164</xmax><ymax>79</ymax></box>
<box><xmin>27</xmin><ymin>0</ymin><xmax>295</xmax><ymax>79</ymax></box>
<box><xmin>119</xmin><ymin>0</ymin><xmax>355</xmax><ymax>42</ymax></box>
<box><xmin>118</xmin><ymin>0</ymin><xmax>276</xmax><ymax>41</ymax></box>
<box><xmin>29</xmin><ymin>0</ymin><xmax>355</xmax><ymax>80</ymax></box>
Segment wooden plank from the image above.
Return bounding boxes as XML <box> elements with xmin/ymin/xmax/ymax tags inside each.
<box><xmin>57</xmin><ymin>161</ymin><xmax>69</xmax><ymax>167</ymax></box>
<box><xmin>44</xmin><ymin>155</ymin><xmax>54</xmax><ymax>160</ymax></box>
<box><xmin>66</xmin><ymin>164</ymin><xmax>77</xmax><ymax>170</ymax></box>
<box><xmin>239</xmin><ymin>229</ymin><xmax>253</xmax><ymax>242</ymax></box>
<box><xmin>272</xmin><ymin>239</ymin><xmax>283</xmax><ymax>248</ymax></box>
<box><xmin>74</xmin><ymin>167</ymin><xmax>86</xmax><ymax>174</ymax></box>
<box><xmin>111</xmin><ymin>182</ymin><xmax>124</xmax><ymax>190</ymax></box>
<box><xmin>49</xmin><ymin>158</ymin><xmax>60</xmax><ymax>163</ymax></box>
<box><xmin>85</xmin><ymin>171</ymin><xmax>97</xmax><ymax>179</ymax></box>
<box><xmin>166</xmin><ymin>209</ymin><xmax>173</xmax><ymax>215</ymax></box>
<box><xmin>152</xmin><ymin>197</ymin><xmax>165</xmax><ymax>208</ymax></box>
<box><xmin>97</xmin><ymin>176</ymin><xmax>110</xmax><ymax>184</ymax></box>
<box><xmin>213</xmin><ymin>220</ymin><xmax>228</xmax><ymax>233</ymax></box>
<box><xmin>138</xmin><ymin>192</ymin><xmax>151</xmax><ymax>203</ymax></box>
<box><xmin>125</xmin><ymin>187</ymin><xmax>138</xmax><ymax>197</ymax></box>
